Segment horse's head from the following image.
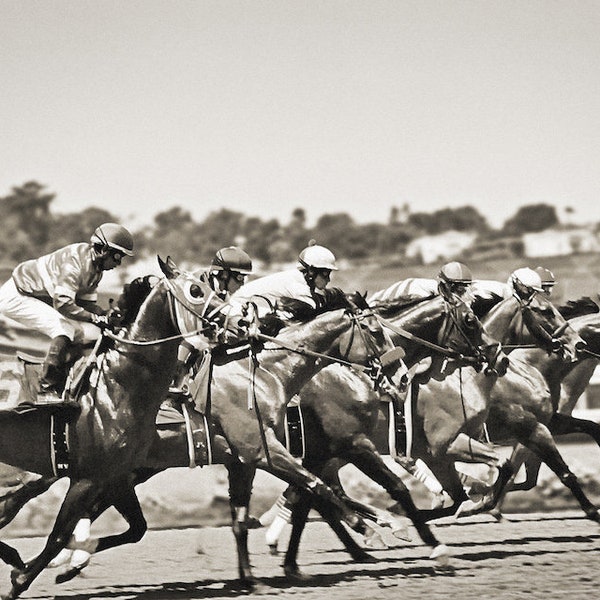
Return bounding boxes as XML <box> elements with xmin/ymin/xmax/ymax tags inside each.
<box><xmin>336</xmin><ymin>292</ymin><xmax>405</xmax><ymax>381</ymax></box>
<box><xmin>569</xmin><ymin>309</ymin><xmax>600</xmax><ymax>356</ymax></box>
<box><xmin>484</xmin><ymin>292</ymin><xmax>586</xmax><ymax>361</ymax></box>
<box><xmin>374</xmin><ymin>295</ymin><xmax>509</xmax><ymax>379</ymax></box>
<box><xmin>128</xmin><ymin>256</ymin><xmax>231</xmax><ymax>346</ymax></box>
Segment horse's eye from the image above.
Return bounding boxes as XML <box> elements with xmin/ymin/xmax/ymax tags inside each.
<box><xmin>189</xmin><ymin>284</ymin><xmax>203</xmax><ymax>299</ymax></box>
<box><xmin>465</xmin><ymin>314</ymin><xmax>478</xmax><ymax>328</ymax></box>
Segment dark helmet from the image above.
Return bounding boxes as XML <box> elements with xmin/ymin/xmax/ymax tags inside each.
<box><xmin>438</xmin><ymin>261</ymin><xmax>473</xmax><ymax>284</ymax></box>
<box><xmin>535</xmin><ymin>266</ymin><xmax>556</xmax><ymax>288</ymax></box>
<box><xmin>211</xmin><ymin>246</ymin><xmax>253</xmax><ymax>275</ymax></box>
<box><xmin>90</xmin><ymin>223</ymin><xmax>134</xmax><ymax>256</ymax></box>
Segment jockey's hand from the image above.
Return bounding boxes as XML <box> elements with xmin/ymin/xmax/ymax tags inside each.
<box><xmin>107</xmin><ymin>309</ymin><xmax>124</xmax><ymax>329</ymax></box>
<box><xmin>91</xmin><ymin>314</ymin><xmax>112</xmax><ymax>331</ymax></box>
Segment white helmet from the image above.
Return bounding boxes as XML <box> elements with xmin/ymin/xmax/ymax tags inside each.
<box><xmin>298</xmin><ymin>245</ymin><xmax>338</xmax><ymax>271</ymax></box>
<box><xmin>509</xmin><ymin>267</ymin><xmax>543</xmax><ymax>293</ymax></box>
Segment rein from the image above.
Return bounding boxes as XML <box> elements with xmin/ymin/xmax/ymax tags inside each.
<box><xmin>253</xmin><ymin>328</ymin><xmax>376</xmax><ymax>373</ymax></box>
<box><xmin>374</xmin><ymin>312</ymin><xmax>481</xmax><ymax>365</ymax></box>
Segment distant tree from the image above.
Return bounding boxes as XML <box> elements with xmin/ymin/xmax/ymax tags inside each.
<box><xmin>0</xmin><ymin>181</ymin><xmax>55</xmax><ymax>261</ymax></box>
<box><xmin>50</xmin><ymin>207</ymin><xmax>119</xmax><ymax>250</ymax></box>
<box><xmin>310</xmin><ymin>213</ymin><xmax>355</xmax><ymax>256</ymax></box>
<box><xmin>502</xmin><ymin>204</ymin><xmax>559</xmax><ymax>235</ymax></box>
<box><xmin>409</xmin><ymin>205</ymin><xmax>489</xmax><ymax>234</ymax></box>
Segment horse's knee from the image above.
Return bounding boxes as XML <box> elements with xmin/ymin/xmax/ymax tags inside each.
<box><xmin>559</xmin><ymin>471</ymin><xmax>578</xmax><ymax>487</ymax></box>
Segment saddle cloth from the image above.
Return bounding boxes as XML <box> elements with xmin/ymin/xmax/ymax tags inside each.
<box><xmin>156</xmin><ymin>397</ymin><xmax>214</xmax><ymax>468</ymax></box>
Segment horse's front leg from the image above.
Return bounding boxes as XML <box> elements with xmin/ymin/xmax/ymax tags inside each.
<box><xmin>343</xmin><ymin>434</ymin><xmax>450</xmax><ymax>565</ymax></box>
<box><xmin>225</xmin><ymin>459</ymin><xmax>257</xmax><ymax>587</ymax></box>
<box><xmin>55</xmin><ymin>480</ymin><xmax>148</xmax><ymax>584</ymax></box>
<box><xmin>259</xmin><ymin>432</ymin><xmax>373</xmax><ymax>539</ymax></box>
<box><xmin>492</xmin><ymin>404</ymin><xmax>600</xmax><ymax>523</ymax></box>
<box><xmin>5</xmin><ymin>479</ymin><xmax>99</xmax><ymax>600</ymax></box>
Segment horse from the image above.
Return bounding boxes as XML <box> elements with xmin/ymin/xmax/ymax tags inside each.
<box><xmin>270</xmin><ymin>286</ymin><xmax>594</xmax><ymax>566</ymax></box>
<box><xmin>0</xmin><ymin>271</ymin><xmax>405</xmax><ymax>597</ymax></box>
<box><xmin>0</xmin><ymin>256</ymin><xmax>240</xmax><ymax>599</ymax></box>
<box><xmin>489</xmin><ymin>300</ymin><xmax>600</xmax><ymax>508</ymax></box>
<box><xmin>0</xmin><ymin>290</ymin><xmax>502</xmax><ymax>584</ymax></box>
<box><xmin>405</xmin><ymin>293</ymin><xmax>600</xmax><ymax>523</ymax></box>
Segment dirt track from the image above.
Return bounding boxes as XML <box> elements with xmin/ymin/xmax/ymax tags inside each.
<box><xmin>1</xmin><ymin>510</ymin><xmax>599</xmax><ymax>599</ymax></box>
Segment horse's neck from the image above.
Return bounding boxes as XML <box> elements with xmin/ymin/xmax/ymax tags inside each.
<box><xmin>387</xmin><ymin>302</ymin><xmax>445</xmax><ymax>367</ymax></box>
<box><xmin>572</xmin><ymin>314</ymin><xmax>600</xmax><ymax>354</ymax></box>
<box><xmin>483</xmin><ymin>297</ymin><xmax>522</xmax><ymax>344</ymax></box>
<box><xmin>114</xmin><ymin>287</ymin><xmax>180</xmax><ymax>403</ymax></box>
<box><xmin>261</xmin><ymin>313</ymin><xmax>351</xmax><ymax>398</ymax></box>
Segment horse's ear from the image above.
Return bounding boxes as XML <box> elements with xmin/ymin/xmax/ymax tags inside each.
<box><xmin>157</xmin><ymin>255</ymin><xmax>181</xmax><ymax>279</ymax></box>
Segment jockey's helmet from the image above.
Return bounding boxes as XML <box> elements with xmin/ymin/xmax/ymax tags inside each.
<box><xmin>211</xmin><ymin>247</ymin><xmax>253</xmax><ymax>275</ymax></box>
<box><xmin>91</xmin><ymin>223</ymin><xmax>134</xmax><ymax>256</ymax></box>
<box><xmin>535</xmin><ymin>266</ymin><xmax>556</xmax><ymax>294</ymax></box>
<box><xmin>438</xmin><ymin>261</ymin><xmax>472</xmax><ymax>284</ymax></box>
<box><xmin>437</xmin><ymin>262</ymin><xmax>472</xmax><ymax>303</ymax></box>
<box><xmin>509</xmin><ymin>267</ymin><xmax>543</xmax><ymax>300</ymax></box>
<box><xmin>298</xmin><ymin>245</ymin><xmax>338</xmax><ymax>271</ymax></box>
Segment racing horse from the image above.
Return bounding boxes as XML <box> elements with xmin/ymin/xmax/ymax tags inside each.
<box><xmin>489</xmin><ymin>300</ymin><xmax>600</xmax><ymax>508</ymax></box>
<box><xmin>0</xmin><ymin>290</ymin><xmax>502</xmax><ymax>583</ymax></box>
<box><xmin>0</xmin><ymin>267</ymin><xmax>403</xmax><ymax>598</ymax></box>
<box><xmin>405</xmin><ymin>293</ymin><xmax>600</xmax><ymax>522</ymax></box>
<box><xmin>269</xmin><ymin>287</ymin><xmax>589</xmax><ymax>564</ymax></box>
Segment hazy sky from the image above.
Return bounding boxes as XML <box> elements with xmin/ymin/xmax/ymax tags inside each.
<box><xmin>1</xmin><ymin>0</ymin><xmax>599</xmax><ymax>229</ymax></box>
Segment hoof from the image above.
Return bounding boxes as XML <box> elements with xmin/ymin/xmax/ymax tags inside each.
<box><xmin>284</xmin><ymin>563</ymin><xmax>312</xmax><ymax>581</ymax></box>
<box><xmin>55</xmin><ymin>565</ymin><xmax>85</xmax><ymax>584</ymax></box>
<box><xmin>455</xmin><ymin>498</ymin><xmax>487</xmax><ymax>518</ymax></box>
<box><xmin>586</xmin><ymin>509</ymin><xmax>600</xmax><ymax>523</ymax></box>
<box><xmin>238</xmin><ymin>576</ymin><xmax>258</xmax><ymax>590</ymax></box>
<box><xmin>268</xmin><ymin>543</ymin><xmax>279</xmax><ymax>556</ymax></box>
<box><xmin>363</xmin><ymin>527</ymin><xmax>387</xmax><ymax>549</ymax></box>
<box><xmin>351</xmin><ymin>550</ymin><xmax>377</xmax><ymax>563</ymax></box>
<box><xmin>430</xmin><ymin>544</ymin><xmax>452</xmax><ymax>567</ymax></box>
<box><xmin>489</xmin><ymin>508</ymin><xmax>505</xmax><ymax>522</ymax></box>
<box><xmin>390</xmin><ymin>521</ymin><xmax>412</xmax><ymax>542</ymax></box>
<box><xmin>48</xmin><ymin>548</ymin><xmax>73</xmax><ymax>569</ymax></box>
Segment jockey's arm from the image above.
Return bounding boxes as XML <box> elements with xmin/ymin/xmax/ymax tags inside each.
<box><xmin>53</xmin><ymin>291</ymin><xmax>101</xmax><ymax>323</ymax></box>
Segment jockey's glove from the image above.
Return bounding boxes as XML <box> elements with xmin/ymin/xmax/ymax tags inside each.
<box><xmin>91</xmin><ymin>313</ymin><xmax>112</xmax><ymax>330</ymax></box>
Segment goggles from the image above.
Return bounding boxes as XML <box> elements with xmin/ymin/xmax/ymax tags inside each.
<box><xmin>229</xmin><ymin>271</ymin><xmax>247</xmax><ymax>283</ymax></box>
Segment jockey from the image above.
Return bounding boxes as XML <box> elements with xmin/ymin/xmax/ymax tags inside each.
<box><xmin>169</xmin><ymin>246</ymin><xmax>253</xmax><ymax>394</ymax></box>
<box><xmin>229</xmin><ymin>242</ymin><xmax>338</xmax><ymax>318</ymax></box>
<box><xmin>369</xmin><ymin>261</ymin><xmax>475</xmax><ymax>305</ymax></box>
<box><xmin>507</xmin><ymin>267</ymin><xmax>544</xmax><ymax>302</ymax></box>
<box><xmin>436</xmin><ymin>261</ymin><xmax>473</xmax><ymax>304</ymax></box>
<box><xmin>0</xmin><ymin>223</ymin><xmax>134</xmax><ymax>403</ymax></box>
<box><xmin>535</xmin><ymin>266</ymin><xmax>556</xmax><ymax>296</ymax></box>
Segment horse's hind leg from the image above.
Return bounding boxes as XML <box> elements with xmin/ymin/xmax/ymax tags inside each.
<box><xmin>6</xmin><ymin>479</ymin><xmax>99</xmax><ymax>600</ymax></box>
<box><xmin>548</xmin><ymin>412</ymin><xmax>600</xmax><ymax>446</ymax></box>
<box><xmin>0</xmin><ymin>475</ymin><xmax>58</xmax><ymax>530</ymax></box>
<box><xmin>494</xmin><ymin>408</ymin><xmax>600</xmax><ymax>523</ymax></box>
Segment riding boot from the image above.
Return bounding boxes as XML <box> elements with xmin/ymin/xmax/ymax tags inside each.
<box><xmin>38</xmin><ymin>335</ymin><xmax>72</xmax><ymax>404</ymax></box>
<box><xmin>169</xmin><ymin>359</ymin><xmax>191</xmax><ymax>395</ymax></box>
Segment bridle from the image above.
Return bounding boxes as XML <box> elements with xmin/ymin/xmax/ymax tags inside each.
<box><xmin>374</xmin><ymin>299</ymin><xmax>493</xmax><ymax>371</ymax></box>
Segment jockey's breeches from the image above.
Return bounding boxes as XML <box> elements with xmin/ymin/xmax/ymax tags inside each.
<box><xmin>0</xmin><ymin>278</ymin><xmax>83</xmax><ymax>342</ymax></box>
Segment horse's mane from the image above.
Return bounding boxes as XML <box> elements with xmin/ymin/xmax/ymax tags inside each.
<box><xmin>275</xmin><ymin>288</ymin><xmax>363</xmax><ymax>324</ymax></box>
<box><xmin>371</xmin><ymin>294</ymin><xmax>435</xmax><ymax>318</ymax></box>
<box><xmin>114</xmin><ymin>275</ymin><xmax>159</xmax><ymax>327</ymax></box>
<box><xmin>558</xmin><ymin>296</ymin><xmax>600</xmax><ymax>320</ymax></box>
<box><xmin>472</xmin><ymin>293</ymin><xmax>504</xmax><ymax>319</ymax></box>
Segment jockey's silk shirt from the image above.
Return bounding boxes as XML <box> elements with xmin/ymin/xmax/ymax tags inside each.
<box><xmin>369</xmin><ymin>278</ymin><xmax>510</xmax><ymax>303</ymax></box>
<box><xmin>229</xmin><ymin>268</ymin><xmax>322</xmax><ymax>317</ymax></box>
<box><xmin>11</xmin><ymin>242</ymin><xmax>103</xmax><ymax>321</ymax></box>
